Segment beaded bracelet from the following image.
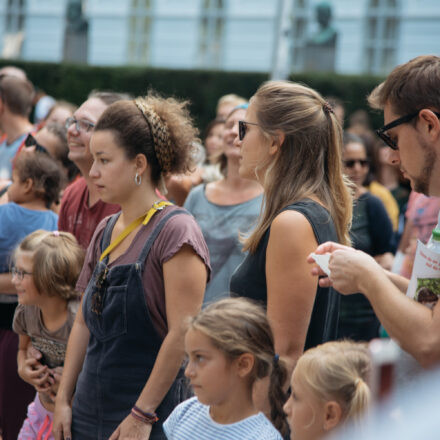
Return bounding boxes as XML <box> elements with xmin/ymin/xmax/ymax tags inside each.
<box><xmin>131</xmin><ymin>405</ymin><xmax>159</xmax><ymax>425</ymax></box>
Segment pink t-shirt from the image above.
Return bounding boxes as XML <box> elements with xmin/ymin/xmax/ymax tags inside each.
<box><xmin>76</xmin><ymin>206</ymin><xmax>210</xmax><ymax>339</ymax></box>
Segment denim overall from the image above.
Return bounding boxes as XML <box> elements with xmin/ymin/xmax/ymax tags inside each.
<box><xmin>72</xmin><ymin>209</ymin><xmax>188</xmax><ymax>439</ymax></box>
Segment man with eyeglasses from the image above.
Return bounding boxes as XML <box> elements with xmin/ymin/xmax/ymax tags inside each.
<box><xmin>0</xmin><ymin>75</ymin><xmax>35</xmax><ymax>181</ymax></box>
<box><xmin>310</xmin><ymin>55</ymin><xmax>440</xmax><ymax>368</ymax></box>
<box><xmin>58</xmin><ymin>91</ymin><xmax>129</xmax><ymax>249</ymax></box>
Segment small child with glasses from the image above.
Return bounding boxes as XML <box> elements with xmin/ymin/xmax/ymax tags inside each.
<box><xmin>12</xmin><ymin>230</ymin><xmax>84</xmax><ymax>440</ymax></box>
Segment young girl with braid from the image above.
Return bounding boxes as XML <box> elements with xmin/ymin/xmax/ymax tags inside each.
<box><xmin>53</xmin><ymin>92</ymin><xmax>210</xmax><ymax>440</ymax></box>
<box><xmin>283</xmin><ymin>341</ymin><xmax>372</xmax><ymax>440</ymax></box>
<box><xmin>164</xmin><ymin>298</ymin><xmax>287</xmax><ymax>440</ymax></box>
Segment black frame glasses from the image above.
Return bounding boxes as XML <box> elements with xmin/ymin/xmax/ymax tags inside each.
<box><xmin>12</xmin><ymin>267</ymin><xmax>33</xmax><ymax>281</ymax></box>
<box><xmin>24</xmin><ymin>133</ymin><xmax>49</xmax><ymax>155</ymax></box>
<box><xmin>238</xmin><ymin>120</ymin><xmax>259</xmax><ymax>141</ymax></box>
<box><xmin>376</xmin><ymin>111</ymin><xmax>440</xmax><ymax>150</ymax></box>
<box><xmin>65</xmin><ymin>116</ymin><xmax>95</xmax><ymax>133</ymax></box>
<box><xmin>343</xmin><ymin>159</ymin><xmax>369</xmax><ymax>168</ymax></box>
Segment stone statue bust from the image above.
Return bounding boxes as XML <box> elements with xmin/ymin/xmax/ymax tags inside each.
<box><xmin>308</xmin><ymin>1</ymin><xmax>337</xmax><ymax>47</ymax></box>
<box><xmin>303</xmin><ymin>1</ymin><xmax>338</xmax><ymax>72</ymax></box>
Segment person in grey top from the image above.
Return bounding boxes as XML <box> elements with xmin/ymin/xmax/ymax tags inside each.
<box><xmin>185</xmin><ymin>104</ymin><xmax>263</xmax><ymax>305</ymax></box>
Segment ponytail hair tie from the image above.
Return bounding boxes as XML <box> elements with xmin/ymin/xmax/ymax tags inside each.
<box><xmin>52</xmin><ymin>231</ymin><xmax>60</xmax><ymax>236</ymax></box>
<box><xmin>273</xmin><ymin>353</ymin><xmax>280</xmax><ymax>365</ymax></box>
<box><xmin>354</xmin><ymin>377</ymin><xmax>362</xmax><ymax>387</ymax></box>
<box><xmin>323</xmin><ymin>101</ymin><xmax>334</xmax><ymax>115</ymax></box>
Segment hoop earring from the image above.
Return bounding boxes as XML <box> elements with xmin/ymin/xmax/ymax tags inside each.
<box><xmin>134</xmin><ymin>173</ymin><xmax>142</xmax><ymax>186</ymax></box>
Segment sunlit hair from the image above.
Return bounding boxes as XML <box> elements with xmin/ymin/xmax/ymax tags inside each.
<box><xmin>189</xmin><ymin>298</ymin><xmax>288</xmax><ymax>435</ymax></box>
<box><xmin>14</xmin><ymin>230</ymin><xmax>84</xmax><ymax>300</ymax></box>
<box><xmin>243</xmin><ymin>80</ymin><xmax>353</xmax><ymax>253</ymax></box>
<box><xmin>368</xmin><ymin>55</ymin><xmax>440</xmax><ymax>115</ymax></box>
<box><xmin>295</xmin><ymin>341</ymin><xmax>371</xmax><ymax>424</ymax></box>
<box><xmin>216</xmin><ymin>93</ymin><xmax>247</xmax><ymax>114</ymax></box>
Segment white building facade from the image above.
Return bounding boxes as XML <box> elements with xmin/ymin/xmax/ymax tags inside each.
<box><xmin>0</xmin><ymin>0</ymin><xmax>438</xmax><ymax>75</ymax></box>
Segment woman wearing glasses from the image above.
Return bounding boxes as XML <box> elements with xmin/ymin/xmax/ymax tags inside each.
<box><xmin>338</xmin><ymin>132</ymin><xmax>393</xmax><ymax>341</ymax></box>
<box><xmin>230</xmin><ymin>81</ymin><xmax>352</xmax><ymax>405</ymax></box>
<box><xmin>53</xmin><ymin>93</ymin><xmax>209</xmax><ymax>440</ymax></box>
<box><xmin>184</xmin><ymin>104</ymin><xmax>263</xmax><ymax>305</ymax></box>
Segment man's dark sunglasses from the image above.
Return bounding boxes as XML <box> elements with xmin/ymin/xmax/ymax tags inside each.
<box><xmin>376</xmin><ymin>111</ymin><xmax>440</xmax><ymax>150</ymax></box>
<box><xmin>24</xmin><ymin>133</ymin><xmax>49</xmax><ymax>155</ymax></box>
<box><xmin>238</xmin><ymin>120</ymin><xmax>259</xmax><ymax>141</ymax></box>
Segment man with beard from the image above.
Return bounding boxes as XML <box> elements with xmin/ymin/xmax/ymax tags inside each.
<box><xmin>309</xmin><ymin>55</ymin><xmax>440</xmax><ymax>368</ymax></box>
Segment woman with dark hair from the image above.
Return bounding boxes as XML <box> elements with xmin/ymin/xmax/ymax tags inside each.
<box><xmin>53</xmin><ymin>93</ymin><xmax>210</xmax><ymax>440</ymax></box>
<box><xmin>338</xmin><ymin>132</ymin><xmax>393</xmax><ymax>341</ymax></box>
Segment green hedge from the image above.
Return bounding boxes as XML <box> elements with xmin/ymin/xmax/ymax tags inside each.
<box><xmin>0</xmin><ymin>59</ymin><xmax>385</xmax><ymax>131</ymax></box>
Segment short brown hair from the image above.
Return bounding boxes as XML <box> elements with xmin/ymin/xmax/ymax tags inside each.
<box><xmin>14</xmin><ymin>150</ymin><xmax>61</xmax><ymax>207</ymax></box>
<box><xmin>0</xmin><ymin>75</ymin><xmax>35</xmax><ymax>117</ymax></box>
<box><xmin>368</xmin><ymin>55</ymin><xmax>440</xmax><ymax>115</ymax></box>
<box><xmin>15</xmin><ymin>230</ymin><xmax>84</xmax><ymax>300</ymax></box>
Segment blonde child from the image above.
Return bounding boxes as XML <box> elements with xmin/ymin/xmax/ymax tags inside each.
<box><xmin>283</xmin><ymin>341</ymin><xmax>372</xmax><ymax>440</ymax></box>
<box><xmin>12</xmin><ymin>230</ymin><xmax>84</xmax><ymax>440</ymax></box>
<box><xmin>163</xmin><ymin>298</ymin><xmax>287</xmax><ymax>439</ymax></box>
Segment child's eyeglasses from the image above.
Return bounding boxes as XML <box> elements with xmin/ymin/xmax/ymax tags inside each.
<box><xmin>65</xmin><ymin>117</ymin><xmax>95</xmax><ymax>133</ymax></box>
<box><xmin>343</xmin><ymin>159</ymin><xmax>369</xmax><ymax>168</ymax></box>
<box><xmin>238</xmin><ymin>120</ymin><xmax>259</xmax><ymax>141</ymax></box>
<box><xmin>12</xmin><ymin>267</ymin><xmax>33</xmax><ymax>281</ymax></box>
<box><xmin>24</xmin><ymin>133</ymin><xmax>49</xmax><ymax>155</ymax></box>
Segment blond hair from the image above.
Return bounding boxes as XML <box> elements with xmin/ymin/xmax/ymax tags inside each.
<box><xmin>216</xmin><ymin>93</ymin><xmax>247</xmax><ymax>114</ymax></box>
<box><xmin>15</xmin><ymin>230</ymin><xmax>84</xmax><ymax>300</ymax></box>
<box><xmin>189</xmin><ymin>298</ymin><xmax>288</xmax><ymax>435</ymax></box>
<box><xmin>243</xmin><ymin>80</ymin><xmax>352</xmax><ymax>253</ymax></box>
<box><xmin>295</xmin><ymin>341</ymin><xmax>371</xmax><ymax>424</ymax></box>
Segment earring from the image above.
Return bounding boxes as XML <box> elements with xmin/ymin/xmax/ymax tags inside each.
<box><xmin>134</xmin><ymin>173</ymin><xmax>142</xmax><ymax>186</ymax></box>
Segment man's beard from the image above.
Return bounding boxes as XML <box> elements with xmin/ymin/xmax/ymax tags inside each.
<box><xmin>412</xmin><ymin>138</ymin><xmax>437</xmax><ymax>196</ymax></box>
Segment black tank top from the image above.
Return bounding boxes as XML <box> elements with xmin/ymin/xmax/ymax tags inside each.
<box><xmin>230</xmin><ymin>199</ymin><xmax>340</xmax><ymax>350</ymax></box>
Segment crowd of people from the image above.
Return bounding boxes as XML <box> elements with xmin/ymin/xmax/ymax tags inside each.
<box><xmin>0</xmin><ymin>54</ymin><xmax>439</xmax><ymax>440</ymax></box>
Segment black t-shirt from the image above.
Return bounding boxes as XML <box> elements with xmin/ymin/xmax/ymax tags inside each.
<box><xmin>230</xmin><ymin>199</ymin><xmax>340</xmax><ymax>350</ymax></box>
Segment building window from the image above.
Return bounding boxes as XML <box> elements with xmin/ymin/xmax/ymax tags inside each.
<box><xmin>128</xmin><ymin>0</ymin><xmax>153</xmax><ymax>65</ymax></box>
<box><xmin>2</xmin><ymin>0</ymin><xmax>26</xmax><ymax>58</ymax></box>
<box><xmin>364</xmin><ymin>0</ymin><xmax>400</xmax><ymax>74</ymax></box>
<box><xmin>197</xmin><ymin>0</ymin><xmax>224</xmax><ymax>69</ymax></box>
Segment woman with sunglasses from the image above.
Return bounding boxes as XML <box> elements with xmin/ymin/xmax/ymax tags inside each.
<box><xmin>184</xmin><ymin>104</ymin><xmax>263</xmax><ymax>305</ymax></box>
<box><xmin>230</xmin><ymin>81</ymin><xmax>353</xmax><ymax>406</ymax></box>
<box><xmin>338</xmin><ymin>132</ymin><xmax>393</xmax><ymax>341</ymax></box>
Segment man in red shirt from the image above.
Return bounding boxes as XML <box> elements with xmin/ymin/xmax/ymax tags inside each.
<box><xmin>58</xmin><ymin>91</ymin><xmax>129</xmax><ymax>249</ymax></box>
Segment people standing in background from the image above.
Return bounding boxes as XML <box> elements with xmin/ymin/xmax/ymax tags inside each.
<box><xmin>185</xmin><ymin>104</ymin><xmax>263</xmax><ymax>305</ymax></box>
<box><xmin>338</xmin><ymin>132</ymin><xmax>393</xmax><ymax>341</ymax></box>
<box><xmin>0</xmin><ymin>75</ymin><xmax>35</xmax><ymax>180</ymax></box>
<box><xmin>58</xmin><ymin>91</ymin><xmax>129</xmax><ymax>249</ymax></box>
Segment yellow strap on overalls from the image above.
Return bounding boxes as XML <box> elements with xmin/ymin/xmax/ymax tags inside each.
<box><xmin>99</xmin><ymin>201</ymin><xmax>172</xmax><ymax>262</ymax></box>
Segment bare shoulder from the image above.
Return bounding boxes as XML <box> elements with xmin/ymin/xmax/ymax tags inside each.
<box><xmin>269</xmin><ymin>209</ymin><xmax>317</xmax><ymax>254</ymax></box>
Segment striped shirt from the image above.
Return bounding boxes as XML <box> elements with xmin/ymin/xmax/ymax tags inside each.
<box><xmin>163</xmin><ymin>397</ymin><xmax>282</xmax><ymax>440</ymax></box>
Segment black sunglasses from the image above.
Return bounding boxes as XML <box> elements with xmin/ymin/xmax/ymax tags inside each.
<box><xmin>238</xmin><ymin>120</ymin><xmax>259</xmax><ymax>141</ymax></box>
<box><xmin>24</xmin><ymin>133</ymin><xmax>49</xmax><ymax>155</ymax></box>
<box><xmin>343</xmin><ymin>159</ymin><xmax>369</xmax><ymax>168</ymax></box>
<box><xmin>376</xmin><ymin>111</ymin><xmax>440</xmax><ymax>150</ymax></box>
